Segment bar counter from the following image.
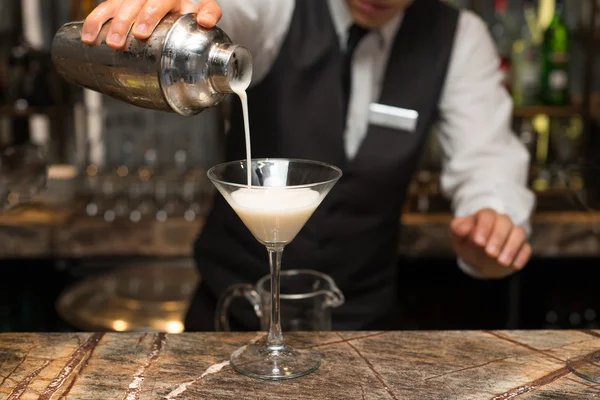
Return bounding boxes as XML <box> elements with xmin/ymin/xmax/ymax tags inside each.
<box><xmin>1</xmin><ymin>330</ymin><xmax>599</xmax><ymax>399</ymax></box>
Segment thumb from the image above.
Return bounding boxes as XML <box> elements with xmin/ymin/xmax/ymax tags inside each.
<box><xmin>450</xmin><ymin>215</ymin><xmax>475</xmax><ymax>239</ymax></box>
<box><xmin>195</xmin><ymin>0</ymin><xmax>223</xmax><ymax>28</ymax></box>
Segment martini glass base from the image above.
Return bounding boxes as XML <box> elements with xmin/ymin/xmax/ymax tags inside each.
<box><xmin>567</xmin><ymin>351</ymin><xmax>600</xmax><ymax>383</ymax></box>
<box><xmin>230</xmin><ymin>341</ymin><xmax>322</xmax><ymax>380</ymax></box>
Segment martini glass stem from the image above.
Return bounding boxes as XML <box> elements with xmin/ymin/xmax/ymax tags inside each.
<box><xmin>266</xmin><ymin>246</ymin><xmax>284</xmax><ymax>348</ymax></box>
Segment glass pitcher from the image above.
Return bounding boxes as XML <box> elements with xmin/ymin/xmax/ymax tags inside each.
<box><xmin>215</xmin><ymin>269</ymin><xmax>345</xmax><ymax>332</ymax></box>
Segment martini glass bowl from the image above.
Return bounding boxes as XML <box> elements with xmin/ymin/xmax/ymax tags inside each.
<box><xmin>207</xmin><ymin>158</ymin><xmax>342</xmax><ymax>380</ymax></box>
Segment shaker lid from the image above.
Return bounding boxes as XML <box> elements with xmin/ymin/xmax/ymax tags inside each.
<box><xmin>159</xmin><ymin>14</ymin><xmax>253</xmax><ymax>116</ymax></box>
<box><xmin>209</xmin><ymin>44</ymin><xmax>253</xmax><ymax>94</ymax></box>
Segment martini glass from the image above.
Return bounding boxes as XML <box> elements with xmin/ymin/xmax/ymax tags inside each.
<box><xmin>207</xmin><ymin>158</ymin><xmax>342</xmax><ymax>380</ymax></box>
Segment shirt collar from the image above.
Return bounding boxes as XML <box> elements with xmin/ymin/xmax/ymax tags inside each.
<box><xmin>327</xmin><ymin>0</ymin><xmax>404</xmax><ymax>50</ymax></box>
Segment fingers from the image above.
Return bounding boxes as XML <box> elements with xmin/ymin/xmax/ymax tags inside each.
<box><xmin>512</xmin><ymin>243</ymin><xmax>532</xmax><ymax>270</ymax></box>
<box><xmin>449</xmin><ymin>216</ymin><xmax>475</xmax><ymax>240</ymax></box>
<box><xmin>132</xmin><ymin>0</ymin><xmax>178</xmax><ymax>39</ymax></box>
<box><xmin>106</xmin><ymin>0</ymin><xmax>148</xmax><ymax>48</ymax></box>
<box><xmin>484</xmin><ymin>214</ymin><xmax>512</xmax><ymax>258</ymax></box>
<box><xmin>82</xmin><ymin>0</ymin><xmax>122</xmax><ymax>44</ymax></box>
<box><xmin>451</xmin><ymin>209</ymin><xmax>532</xmax><ymax>274</ymax></box>
<box><xmin>195</xmin><ymin>0</ymin><xmax>222</xmax><ymax>28</ymax></box>
<box><xmin>471</xmin><ymin>209</ymin><xmax>496</xmax><ymax>247</ymax></box>
<box><xmin>497</xmin><ymin>225</ymin><xmax>528</xmax><ymax>268</ymax></box>
<box><xmin>82</xmin><ymin>0</ymin><xmax>222</xmax><ymax>46</ymax></box>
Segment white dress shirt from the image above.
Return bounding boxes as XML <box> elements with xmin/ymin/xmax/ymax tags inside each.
<box><xmin>216</xmin><ymin>0</ymin><xmax>536</xmax><ymax>278</ymax></box>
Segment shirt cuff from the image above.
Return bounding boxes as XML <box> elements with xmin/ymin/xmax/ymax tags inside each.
<box><xmin>455</xmin><ymin>194</ymin><xmax>505</xmax><ymax>218</ymax></box>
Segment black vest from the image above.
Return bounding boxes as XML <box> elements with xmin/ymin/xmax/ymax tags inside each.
<box><xmin>191</xmin><ymin>0</ymin><xmax>459</xmax><ymax>330</ymax></box>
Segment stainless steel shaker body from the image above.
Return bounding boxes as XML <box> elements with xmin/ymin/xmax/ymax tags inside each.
<box><xmin>51</xmin><ymin>14</ymin><xmax>252</xmax><ymax>116</ymax></box>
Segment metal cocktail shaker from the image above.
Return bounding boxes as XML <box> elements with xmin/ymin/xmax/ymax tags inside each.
<box><xmin>51</xmin><ymin>14</ymin><xmax>252</xmax><ymax>116</ymax></box>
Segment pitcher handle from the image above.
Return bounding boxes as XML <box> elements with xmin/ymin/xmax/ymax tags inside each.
<box><xmin>215</xmin><ymin>283</ymin><xmax>263</xmax><ymax>331</ymax></box>
<box><xmin>324</xmin><ymin>286</ymin><xmax>345</xmax><ymax>309</ymax></box>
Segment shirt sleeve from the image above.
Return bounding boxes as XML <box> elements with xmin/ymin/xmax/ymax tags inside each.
<box><xmin>216</xmin><ymin>0</ymin><xmax>295</xmax><ymax>86</ymax></box>
<box><xmin>437</xmin><ymin>10</ymin><xmax>536</xmax><ymax>278</ymax></box>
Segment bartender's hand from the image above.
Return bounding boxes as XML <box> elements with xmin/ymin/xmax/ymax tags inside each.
<box><xmin>81</xmin><ymin>0</ymin><xmax>222</xmax><ymax>49</ymax></box>
<box><xmin>449</xmin><ymin>208</ymin><xmax>531</xmax><ymax>279</ymax></box>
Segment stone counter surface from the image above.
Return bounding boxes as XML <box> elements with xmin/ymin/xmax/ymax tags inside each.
<box><xmin>1</xmin><ymin>330</ymin><xmax>600</xmax><ymax>399</ymax></box>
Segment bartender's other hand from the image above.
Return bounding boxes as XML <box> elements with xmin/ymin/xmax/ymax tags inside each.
<box><xmin>449</xmin><ymin>208</ymin><xmax>531</xmax><ymax>278</ymax></box>
<box><xmin>81</xmin><ymin>0</ymin><xmax>222</xmax><ymax>49</ymax></box>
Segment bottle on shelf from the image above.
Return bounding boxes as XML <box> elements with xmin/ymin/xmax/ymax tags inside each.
<box><xmin>489</xmin><ymin>0</ymin><xmax>519</xmax><ymax>92</ymax></box>
<box><xmin>532</xmin><ymin>114</ymin><xmax>551</xmax><ymax>192</ymax></box>
<box><xmin>512</xmin><ymin>0</ymin><xmax>542</xmax><ymax>106</ymax></box>
<box><xmin>541</xmin><ymin>0</ymin><xmax>570</xmax><ymax>106</ymax></box>
<box><xmin>6</xmin><ymin>37</ymin><xmax>26</xmax><ymax>143</ymax></box>
<box><xmin>518</xmin><ymin>119</ymin><xmax>538</xmax><ymax>168</ymax></box>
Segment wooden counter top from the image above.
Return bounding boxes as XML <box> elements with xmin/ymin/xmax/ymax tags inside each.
<box><xmin>1</xmin><ymin>330</ymin><xmax>600</xmax><ymax>399</ymax></box>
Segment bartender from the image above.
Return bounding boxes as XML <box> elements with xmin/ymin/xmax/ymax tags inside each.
<box><xmin>82</xmin><ymin>0</ymin><xmax>535</xmax><ymax>330</ymax></box>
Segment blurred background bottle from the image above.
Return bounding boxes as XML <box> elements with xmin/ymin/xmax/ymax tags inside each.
<box><xmin>512</xmin><ymin>0</ymin><xmax>542</xmax><ymax>106</ymax></box>
<box><xmin>541</xmin><ymin>0</ymin><xmax>570</xmax><ymax>105</ymax></box>
<box><xmin>489</xmin><ymin>0</ymin><xmax>520</xmax><ymax>91</ymax></box>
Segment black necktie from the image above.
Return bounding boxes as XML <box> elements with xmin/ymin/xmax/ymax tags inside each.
<box><xmin>342</xmin><ymin>24</ymin><xmax>370</xmax><ymax>125</ymax></box>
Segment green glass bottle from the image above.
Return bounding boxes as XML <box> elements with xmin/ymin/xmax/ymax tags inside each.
<box><xmin>541</xmin><ymin>0</ymin><xmax>570</xmax><ymax>105</ymax></box>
